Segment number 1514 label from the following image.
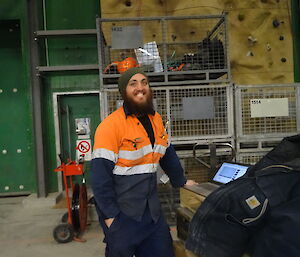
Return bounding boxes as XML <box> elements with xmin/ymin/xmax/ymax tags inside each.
<box><xmin>250</xmin><ymin>98</ymin><xmax>289</xmax><ymax>118</ymax></box>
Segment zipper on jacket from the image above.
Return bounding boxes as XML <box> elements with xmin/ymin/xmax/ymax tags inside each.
<box><xmin>255</xmin><ymin>164</ymin><xmax>294</xmax><ymax>177</ymax></box>
<box><xmin>261</xmin><ymin>164</ymin><xmax>293</xmax><ymax>171</ymax></box>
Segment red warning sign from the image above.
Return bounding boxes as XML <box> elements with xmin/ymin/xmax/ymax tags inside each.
<box><xmin>76</xmin><ymin>140</ymin><xmax>91</xmax><ymax>153</ymax></box>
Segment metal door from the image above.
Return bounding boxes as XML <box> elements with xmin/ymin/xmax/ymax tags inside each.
<box><xmin>58</xmin><ymin>93</ymin><xmax>100</xmax><ymax>185</ymax></box>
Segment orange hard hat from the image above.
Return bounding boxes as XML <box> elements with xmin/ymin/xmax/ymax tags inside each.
<box><xmin>116</xmin><ymin>57</ymin><xmax>138</xmax><ymax>74</ymax></box>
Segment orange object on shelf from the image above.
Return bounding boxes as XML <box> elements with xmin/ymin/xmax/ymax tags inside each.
<box><xmin>116</xmin><ymin>57</ymin><xmax>138</xmax><ymax>73</ymax></box>
<box><xmin>104</xmin><ymin>57</ymin><xmax>139</xmax><ymax>74</ymax></box>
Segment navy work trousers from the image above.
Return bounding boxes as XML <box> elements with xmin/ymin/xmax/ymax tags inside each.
<box><xmin>99</xmin><ymin>207</ymin><xmax>175</xmax><ymax>257</ymax></box>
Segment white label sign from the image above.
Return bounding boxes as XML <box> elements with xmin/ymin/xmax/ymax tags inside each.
<box><xmin>250</xmin><ymin>98</ymin><xmax>289</xmax><ymax>118</ymax></box>
<box><xmin>76</xmin><ymin>139</ymin><xmax>92</xmax><ymax>161</ymax></box>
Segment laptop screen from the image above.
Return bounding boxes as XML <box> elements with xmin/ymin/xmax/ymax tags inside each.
<box><xmin>212</xmin><ymin>162</ymin><xmax>249</xmax><ymax>184</ymax></box>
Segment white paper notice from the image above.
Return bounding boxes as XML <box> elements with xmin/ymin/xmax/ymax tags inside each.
<box><xmin>250</xmin><ymin>98</ymin><xmax>289</xmax><ymax>118</ymax></box>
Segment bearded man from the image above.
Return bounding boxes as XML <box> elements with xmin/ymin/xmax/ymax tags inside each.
<box><xmin>91</xmin><ymin>67</ymin><xmax>197</xmax><ymax>257</ymax></box>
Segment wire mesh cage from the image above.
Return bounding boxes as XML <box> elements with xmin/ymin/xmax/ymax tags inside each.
<box><xmin>236</xmin><ymin>151</ymin><xmax>269</xmax><ymax>166</ymax></box>
<box><xmin>177</xmin><ymin>148</ymin><xmax>234</xmax><ymax>183</ymax></box>
<box><xmin>96</xmin><ymin>15</ymin><xmax>229</xmax><ymax>87</ymax></box>
<box><xmin>235</xmin><ymin>138</ymin><xmax>300</xmax><ymax>169</ymax></box>
<box><xmin>168</xmin><ymin>84</ymin><xmax>233</xmax><ymax>141</ymax></box>
<box><xmin>235</xmin><ymin>84</ymin><xmax>300</xmax><ymax>139</ymax></box>
<box><xmin>235</xmin><ymin>137</ymin><xmax>282</xmax><ymax>165</ymax></box>
<box><xmin>101</xmin><ymin>84</ymin><xmax>233</xmax><ymax>143</ymax></box>
<box><xmin>236</xmin><ymin>138</ymin><xmax>281</xmax><ymax>151</ymax></box>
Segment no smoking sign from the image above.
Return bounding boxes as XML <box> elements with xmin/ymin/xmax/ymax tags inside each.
<box><xmin>76</xmin><ymin>139</ymin><xmax>92</xmax><ymax>161</ymax></box>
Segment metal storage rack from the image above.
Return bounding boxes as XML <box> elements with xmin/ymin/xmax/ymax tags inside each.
<box><xmin>236</xmin><ymin>151</ymin><xmax>269</xmax><ymax>165</ymax></box>
<box><xmin>101</xmin><ymin>84</ymin><xmax>234</xmax><ymax>144</ymax></box>
<box><xmin>235</xmin><ymin>83</ymin><xmax>300</xmax><ymax>140</ymax></box>
<box><xmin>234</xmin><ymin>83</ymin><xmax>300</xmax><ymax>165</ymax></box>
<box><xmin>96</xmin><ymin>15</ymin><xmax>230</xmax><ymax>88</ymax></box>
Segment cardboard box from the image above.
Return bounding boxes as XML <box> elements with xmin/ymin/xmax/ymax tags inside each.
<box><xmin>174</xmin><ymin>240</ymin><xmax>198</xmax><ymax>257</ymax></box>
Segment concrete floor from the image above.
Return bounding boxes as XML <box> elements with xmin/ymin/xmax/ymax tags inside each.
<box><xmin>0</xmin><ymin>193</ymin><xmax>179</xmax><ymax>257</ymax></box>
<box><xmin>0</xmin><ymin>194</ymin><xmax>106</xmax><ymax>257</ymax></box>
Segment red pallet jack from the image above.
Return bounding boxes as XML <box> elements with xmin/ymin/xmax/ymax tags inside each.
<box><xmin>52</xmin><ymin>156</ymin><xmax>88</xmax><ymax>243</ymax></box>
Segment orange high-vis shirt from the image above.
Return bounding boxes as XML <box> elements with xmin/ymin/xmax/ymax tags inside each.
<box><xmin>92</xmin><ymin>107</ymin><xmax>169</xmax><ymax>176</ymax></box>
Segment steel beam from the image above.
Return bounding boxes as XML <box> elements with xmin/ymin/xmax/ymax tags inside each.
<box><xmin>27</xmin><ymin>0</ymin><xmax>47</xmax><ymax>197</ymax></box>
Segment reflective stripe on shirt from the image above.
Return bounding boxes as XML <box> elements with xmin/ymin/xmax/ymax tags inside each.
<box><xmin>118</xmin><ymin>144</ymin><xmax>153</xmax><ymax>160</ymax></box>
<box><xmin>153</xmin><ymin>144</ymin><xmax>167</xmax><ymax>155</ymax></box>
<box><xmin>118</xmin><ymin>144</ymin><xmax>167</xmax><ymax>161</ymax></box>
<box><xmin>113</xmin><ymin>163</ymin><xmax>159</xmax><ymax>175</ymax></box>
<box><xmin>92</xmin><ymin>148</ymin><xmax>118</xmax><ymax>163</ymax></box>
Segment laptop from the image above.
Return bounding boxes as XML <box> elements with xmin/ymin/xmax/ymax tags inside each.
<box><xmin>184</xmin><ymin>162</ymin><xmax>250</xmax><ymax>197</ymax></box>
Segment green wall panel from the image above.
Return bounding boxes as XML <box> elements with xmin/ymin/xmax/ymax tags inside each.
<box><xmin>42</xmin><ymin>0</ymin><xmax>99</xmax><ymax>66</ymax></box>
<box><xmin>45</xmin><ymin>0</ymin><xmax>99</xmax><ymax>30</ymax></box>
<box><xmin>46</xmin><ymin>37</ymin><xmax>98</xmax><ymax>66</ymax></box>
<box><xmin>48</xmin><ymin>73</ymin><xmax>99</xmax><ymax>90</ymax></box>
<box><xmin>0</xmin><ymin>13</ymin><xmax>36</xmax><ymax>194</ymax></box>
<box><xmin>0</xmin><ymin>1</ymin><xmax>23</xmax><ymax>20</ymax></box>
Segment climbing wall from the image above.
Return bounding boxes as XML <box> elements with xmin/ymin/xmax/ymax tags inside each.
<box><xmin>100</xmin><ymin>0</ymin><xmax>294</xmax><ymax>84</ymax></box>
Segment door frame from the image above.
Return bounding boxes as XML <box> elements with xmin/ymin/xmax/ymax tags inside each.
<box><xmin>52</xmin><ymin>90</ymin><xmax>100</xmax><ymax>191</ymax></box>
